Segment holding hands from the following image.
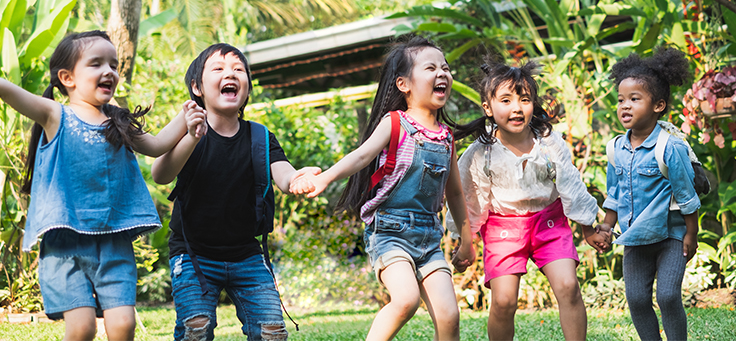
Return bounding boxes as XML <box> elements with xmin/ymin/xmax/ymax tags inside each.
<box><xmin>584</xmin><ymin>223</ymin><xmax>613</xmax><ymax>253</ymax></box>
<box><xmin>290</xmin><ymin>172</ymin><xmax>328</xmax><ymax>197</ymax></box>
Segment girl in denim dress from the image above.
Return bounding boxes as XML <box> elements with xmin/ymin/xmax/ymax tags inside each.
<box><xmin>291</xmin><ymin>36</ymin><xmax>475</xmax><ymax>340</ymax></box>
<box><xmin>0</xmin><ymin>30</ymin><xmax>202</xmax><ymax>341</ymax></box>
<box><xmin>600</xmin><ymin>47</ymin><xmax>699</xmax><ymax>341</ymax></box>
<box><xmin>447</xmin><ymin>60</ymin><xmax>611</xmax><ymax>341</ymax></box>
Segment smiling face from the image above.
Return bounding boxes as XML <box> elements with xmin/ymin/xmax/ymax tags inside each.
<box><xmin>397</xmin><ymin>47</ymin><xmax>452</xmax><ymax>113</ymax></box>
<box><xmin>59</xmin><ymin>37</ymin><xmax>119</xmax><ymax>109</ymax></box>
<box><xmin>192</xmin><ymin>51</ymin><xmax>250</xmax><ymax>116</ymax></box>
<box><xmin>483</xmin><ymin>80</ymin><xmax>534</xmax><ymax>141</ymax></box>
<box><xmin>617</xmin><ymin>77</ymin><xmax>664</xmax><ymax>133</ymax></box>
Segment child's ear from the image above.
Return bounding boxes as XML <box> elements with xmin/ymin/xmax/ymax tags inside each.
<box><xmin>191</xmin><ymin>80</ymin><xmax>202</xmax><ymax>97</ymax></box>
<box><xmin>482</xmin><ymin>102</ymin><xmax>493</xmax><ymax>117</ymax></box>
<box><xmin>396</xmin><ymin>76</ymin><xmax>410</xmax><ymax>94</ymax></box>
<box><xmin>653</xmin><ymin>99</ymin><xmax>666</xmax><ymax>114</ymax></box>
<box><xmin>58</xmin><ymin>69</ymin><xmax>74</xmax><ymax>89</ymax></box>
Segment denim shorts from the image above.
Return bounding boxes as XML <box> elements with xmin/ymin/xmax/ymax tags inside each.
<box><xmin>169</xmin><ymin>253</ymin><xmax>288</xmax><ymax>341</ymax></box>
<box><xmin>38</xmin><ymin>228</ymin><xmax>137</xmax><ymax>320</ymax></box>
<box><xmin>364</xmin><ymin>209</ymin><xmax>451</xmax><ymax>284</ymax></box>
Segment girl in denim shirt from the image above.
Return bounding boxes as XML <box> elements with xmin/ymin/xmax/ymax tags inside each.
<box><xmin>0</xmin><ymin>31</ymin><xmax>202</xmax><ymax>340</ymax></box>
<box><xmin>291</xmin><ymin>36</ymin><xmax>475</xmax><ymax>341</ymax></box>
<box><xmin>600</xmin><ymin>47</ymin><xmax>700</xmax><ymax>341</ymax></box>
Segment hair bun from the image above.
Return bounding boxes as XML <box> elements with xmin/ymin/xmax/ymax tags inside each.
<box><xmin>480</xmin><ymin>64</ymin><xmax>491</xmax><ymax>75</ymax></box>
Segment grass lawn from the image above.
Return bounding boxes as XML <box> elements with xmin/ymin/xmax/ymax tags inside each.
<box><xmin>1</xmin><ymin>305</ymin><xmax>734</xmax><ymax>340</ymax></box>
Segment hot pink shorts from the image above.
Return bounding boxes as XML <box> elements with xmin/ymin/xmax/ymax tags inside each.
<box><xmin>480</xmin><ymin>199</ymin><xmax>578</xmax><ymax>287</ymax></box>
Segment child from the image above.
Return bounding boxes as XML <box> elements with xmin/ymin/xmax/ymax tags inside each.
<box><xmin>600</xmin><ymin>47</ymin><xmax>699</xmax><ymax>341</ymax></box>
<box><xmin>0</xmin><ymin>30</ymin><xmax>199</xmax><ymax>340</ymax></box>
<box><xmin>290</xmin><ymin>36</ymin><xmax>476</xmax><ymax>341</ymax></box>
<box><xmin>151</xmin><ymin>43</ymin><xmax>317</xmax><ymax>341</ymax></box>
<box><xmin>447</xmin><ymin>60</ymin><xmax>611</xmax><ymax>341</ymax></box>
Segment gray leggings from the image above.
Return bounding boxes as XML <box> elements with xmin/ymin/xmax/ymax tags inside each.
<box><xmin>623</xmin><ymin>238</ymin><xmax>688</xmax><ymax>341</ymax></box>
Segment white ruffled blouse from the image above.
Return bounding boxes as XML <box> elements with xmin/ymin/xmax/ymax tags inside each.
<box><xmin>447</xmin><ymin>131</ymin><xmax>598</xmax><ymax>238</ymax></box>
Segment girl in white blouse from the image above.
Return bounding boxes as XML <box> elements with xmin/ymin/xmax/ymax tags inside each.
<box><xmin>447</xmin><ymin>61</ymin><xmax>610</xmax><ymax>341</ymax></box>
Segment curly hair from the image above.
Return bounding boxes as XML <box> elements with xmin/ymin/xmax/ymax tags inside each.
<box><xmin>609</xmin><ymin>47</ymin><xmax>692</xmax><ymax>116</ymax></box>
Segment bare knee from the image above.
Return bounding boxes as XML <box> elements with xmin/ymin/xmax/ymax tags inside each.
<box><xmin>491</xmin><ymin>294</ymin><xmax>518</xmax><ymax>316</ymax></box>
<box><xmin>261</xmin><ymin>321</ymin><xmax>288</xmax><ymax>340</ymax></box>
<box><xmin>554</xmin><ymin>279</ymin><xmax>582</xmax><ymax>304</ymax></box>
<box><xmin>64</xmin><ymin>321</ymin><xmax>96</xmax><ymax>341</ymax></box>
<box><xmin>391</xmin><ymin>296</ymin><xmax>421</xmax><ymax>321</ymax></box>
<box><xmin>183</xmin><ymin>315</ymin><xmax>211</xmax><ymax>341</ymax></box>
<box><xmin>105</xmin><ymin>314</ymin><xmax>135</xmax><ymax>334</ymax></box>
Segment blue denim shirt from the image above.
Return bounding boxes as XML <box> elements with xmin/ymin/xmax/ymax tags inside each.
<box><xmin>23</xmin><ymin>105</ymin><xmax>161</xmax><ymax>251</ymax></box>
<box><xmin>602</xmin><ymin>124</ymin><xmax>700</xmax><ymax>246</ymax></box>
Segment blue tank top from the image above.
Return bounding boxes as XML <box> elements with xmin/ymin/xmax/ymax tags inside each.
<box><xmin>23</xmin><ymin>104</ymin><xmax>161</xmax><ymax>251</ymax></box>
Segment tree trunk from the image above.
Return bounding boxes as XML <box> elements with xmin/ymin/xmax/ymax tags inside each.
<box><xmin>107</xmin><ymin>0</ymin><xmax>142</xmax><ymax>110</ymax></box>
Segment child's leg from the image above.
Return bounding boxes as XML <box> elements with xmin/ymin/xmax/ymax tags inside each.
<box><xmin>487</xmin><ymin>274</ymin><xmax>521</xmax><ymax>341</ymax></box>
<box><xmin>655</xmin><ymin>239</ymin><xmax>688</xmax><ymax>340</ymax></box>
<box><xmin>623</xmin><ymin>245</ymin><xmax>662</xmax><ymax>341</ymax></box>
<box><xmin>419</xmin><ymin>270</ymin><xmax>460</xmax><ymax>341</ymax></box>
<box><xmin>62</xmin><ymin>307</ymin><xmax>97</xmax><ymax>341</ymax></box>
<box><xmin>102</xmin><ymin>305</ymin><xmax>136</xmax><ymax>341</ymax></box>
<box><xmin>366</xmin><ymin>261</ymin><xmax>421</xmax><ymax>341</ymax></box>
<box><xmin>542</xmin><ymin>259</ymin><xmax>586</xmax><ymax>341</ymax></box>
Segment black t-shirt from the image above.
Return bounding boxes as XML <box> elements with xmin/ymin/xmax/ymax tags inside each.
<box><xmin>168</xmin><ymin>120</ymin><xmax>289</xmax><ymax>262</ymax></box>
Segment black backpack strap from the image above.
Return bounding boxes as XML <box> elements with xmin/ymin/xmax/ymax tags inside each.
<box><xmin>249</xmin><ymin>121</ymin><xmax>298</xmax><ymax>331</ymax></box>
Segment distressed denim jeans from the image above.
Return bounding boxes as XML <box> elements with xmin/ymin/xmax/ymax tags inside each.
<box><xmin>170</xmin><ymin>253</ymin><xmax>288</xmax><ymax>340</ymax></box>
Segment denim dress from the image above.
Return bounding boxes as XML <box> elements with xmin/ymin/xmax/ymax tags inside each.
<box><xmin>23</xmin><ymin>104</ymin><xmax>161</xmax><ymax>251</ymax></box>
<box><xmin>364</xmin><ymin>115</ymin><xmax>453</xmax><ymax>280</ymax></box>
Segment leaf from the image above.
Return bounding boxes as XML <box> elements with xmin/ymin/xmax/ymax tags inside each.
<box><xmin>18</xmin><ymin>0</ymin><xmax>76</xmax><ymax>65</ymax></box>
<box><xmin>387</xmin><ymin>5</ymin><xmax>485</xmax><ymax>28</ymax></box>
<box><xmin>576</xmin><ymin>4</ymin><xmax>647</xmax><ymax>17</ymax></box>
<box><xmin>1</xmin><ymin>28</ymin><xmax>20</xmax><ymax>85</ymax></box>
<box><xmin>634</xmin><ymin>21</ymin><xmax>661</xmax><ymax>54</ymax></box>
<box><xmin>723</xmin><ymin>10</ymin><xmax>736</xmax><ymax>43</ymax></box>
<box><xmin>445</xmin><ymin>38</ymin><xmax>481</xmax><ymax>63</ymax></box>
<box><xmin>670</xmin><ymin>21</ymin><xmax>686</xmax><ymax>48</ymax></box>
<box><xmin>139</xmin><ymin>8</ymin><xmax>177</xmax><ymax>37</ymax></box>
<box><xmin>452</xmin><ymin>80</ymin><xmax>480</xmax><ymax>106</ymax></box>
<box><xmin>416</xmin><ymin>22</ymin><xmax>458</xmax><ymax>33</ymax></box>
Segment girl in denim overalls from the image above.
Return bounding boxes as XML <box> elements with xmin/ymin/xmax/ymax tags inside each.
<box><xmin>448</xmin><ymin>61</ymin><xmax>611</xmax><ymax>341</ymax></box>
<box><xmin>291</xmin><ymin>36</ymin><xmax>475</xmax><ymax>340</ymax></box>
<box><xmin>600</xmin><ymin>48</ymin><xmax>699</xmax><ymax>341</ymax></box>
<box><xmin>0</xmin><ymin>31</ymin><xmax>201</xmax><ymax>341</ymax></box>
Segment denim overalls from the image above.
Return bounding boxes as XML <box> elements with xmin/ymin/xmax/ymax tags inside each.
<box><xmin>365</xmin><ymin>115</ymin><xmax>453</xmax><ymax>281</ymax></box>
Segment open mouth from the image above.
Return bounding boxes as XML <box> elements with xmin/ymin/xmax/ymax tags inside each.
<box><xmin>98</xmin><ymin>81</ymin><xmax>113</xmax><ymax>92</ymax></box>
<box><xmin>433</xmin><ymin>84</ymin><xmax>447</xmax><ymax>96</ymax></box>
<box><xmin>221</xmin><ymin>84</ymin><xmax>238</xmax><ymax>98</ymax></box>
<box><xmin>509</xmin><ymin>116</ymin><xmax>525</xmax><ymax>123</ymax></box>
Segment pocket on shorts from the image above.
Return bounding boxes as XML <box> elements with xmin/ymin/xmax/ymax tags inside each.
<box><xmin>483</xmin><ymin>222</ymin><xmax>522</xmax><ymax>242</ymax></box>
<box><xmin>419</xmin><ymin>162</ymin><xmax>447</xmax><ymax>197</ymax></box>
<box><xmin>374</xmin><ymin>214</ymin><xmax>409</xmax><ymax>233</ymax></box>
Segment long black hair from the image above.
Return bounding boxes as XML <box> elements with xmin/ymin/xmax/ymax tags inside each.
<box><xmin>335</xmin><ymin>36</ymin><xmax>455</xmax><ymax>216</ymax></box>
<box><xmin>453</xmin><ymin>60</ymin><xmax>552</xmax><ymax>143</ymax></box>
<box><xmin>185</xmin><ymin>43</ymin><xmax>253</xmax><ymax>118</ymax></box>
<box><xmin>609</xmin><ymin>47</ymin><xmax>691</xmax><ymax>117</ymax></box>
<box><xmin>21</xmin><ymin>30</ymin><xmax>149</xmax><ymax>194</ymax></box>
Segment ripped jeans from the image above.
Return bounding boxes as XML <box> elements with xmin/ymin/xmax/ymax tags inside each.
<box><xmin>170</xmin><ymin>253</ymin><xmax>288</xmax><ymax>341</ymax></box>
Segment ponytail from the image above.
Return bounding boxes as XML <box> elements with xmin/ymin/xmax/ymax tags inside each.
<box><xmin>21</xmin><ymin>85</ymin><xmax>56</xmax><ymax>194</ymax></box>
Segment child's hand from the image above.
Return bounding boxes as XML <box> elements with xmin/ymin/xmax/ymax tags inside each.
<box><xmin>289</xmin><ymin>167</ymin><xmax>321</xmax><ymax>195</ymax></box>
<box><xmin>683</xmin><ymin>232</ymin><xmax>698</xmax><ymax>262</ymax></box>
<box><xmin>451</xmin><ymin>238</ymin><xmax>475</xmax><ymax>273</ymax></box>
<box><xmin>183</xmin><ymin>100</ymin><xmax>207</xmax><ymax>138</ymax></box>
<box><xmin>584</xmin><ymin>224</ymin><xmax>612</xmax><ymax>253</ymax></box>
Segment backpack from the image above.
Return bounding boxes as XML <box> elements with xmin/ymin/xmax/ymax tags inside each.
<box><xmin>606</xmin><ymin>121</ymin><xmax>710</xmax><ymax>211</ymax></box>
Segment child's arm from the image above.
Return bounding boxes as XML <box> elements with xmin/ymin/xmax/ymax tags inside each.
<box><xmin>0</xmin><ymin>79</ymin><xmax>61</xmax><ymax>138</ymax></box>
<box><xmin>682</xmin><ymin>211</ymin><xmax>698</xmax><ymax>261</ymax></box>
<box><xmin>270</xmin><ymin>161</ymin><xmax>321</xmax><ymax>193</ymax></box>
<box><xmin>132</xmin><ymin>101</ymin><xmax>205</xmax><ymax>157</ymax></box>
<box><xmin>446</xmin><ymin>150</ymin><xmax>476</xmax><ymax>272</ymax></box>
<box><xmin>150</xmin><ymin>102</ymin><xmax>206</xmax><ymax>184</ymax></box>
<box><xmin>292</xmin><ymin>116</ymin><xmax>393</xmax><ymax>197</ymax></box>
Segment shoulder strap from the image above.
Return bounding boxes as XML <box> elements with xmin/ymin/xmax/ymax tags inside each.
<box><xmin>655</xmin><ymin>129</ymin><xmax>669</xmax><ymax>179</ymax></box>
<box><xmin>249</xmin><ymin>121</ymin><xmax>272</xmax><ymax>220</ymax></box>
<box><xmin>606</xmin><ymin>135</ymin><xmax>621</xmax><ymax>168</ymax></box>
<box><xmin>369</xmin><ymin>111</ymin><xmax>401</xmax><ymax>189</ymax></box>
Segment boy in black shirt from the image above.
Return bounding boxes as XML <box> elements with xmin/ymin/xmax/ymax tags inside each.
<box><xmin>152</xmin><ymin>43</ymin><xmax>316</xmax><ymax>341</ymax></box>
